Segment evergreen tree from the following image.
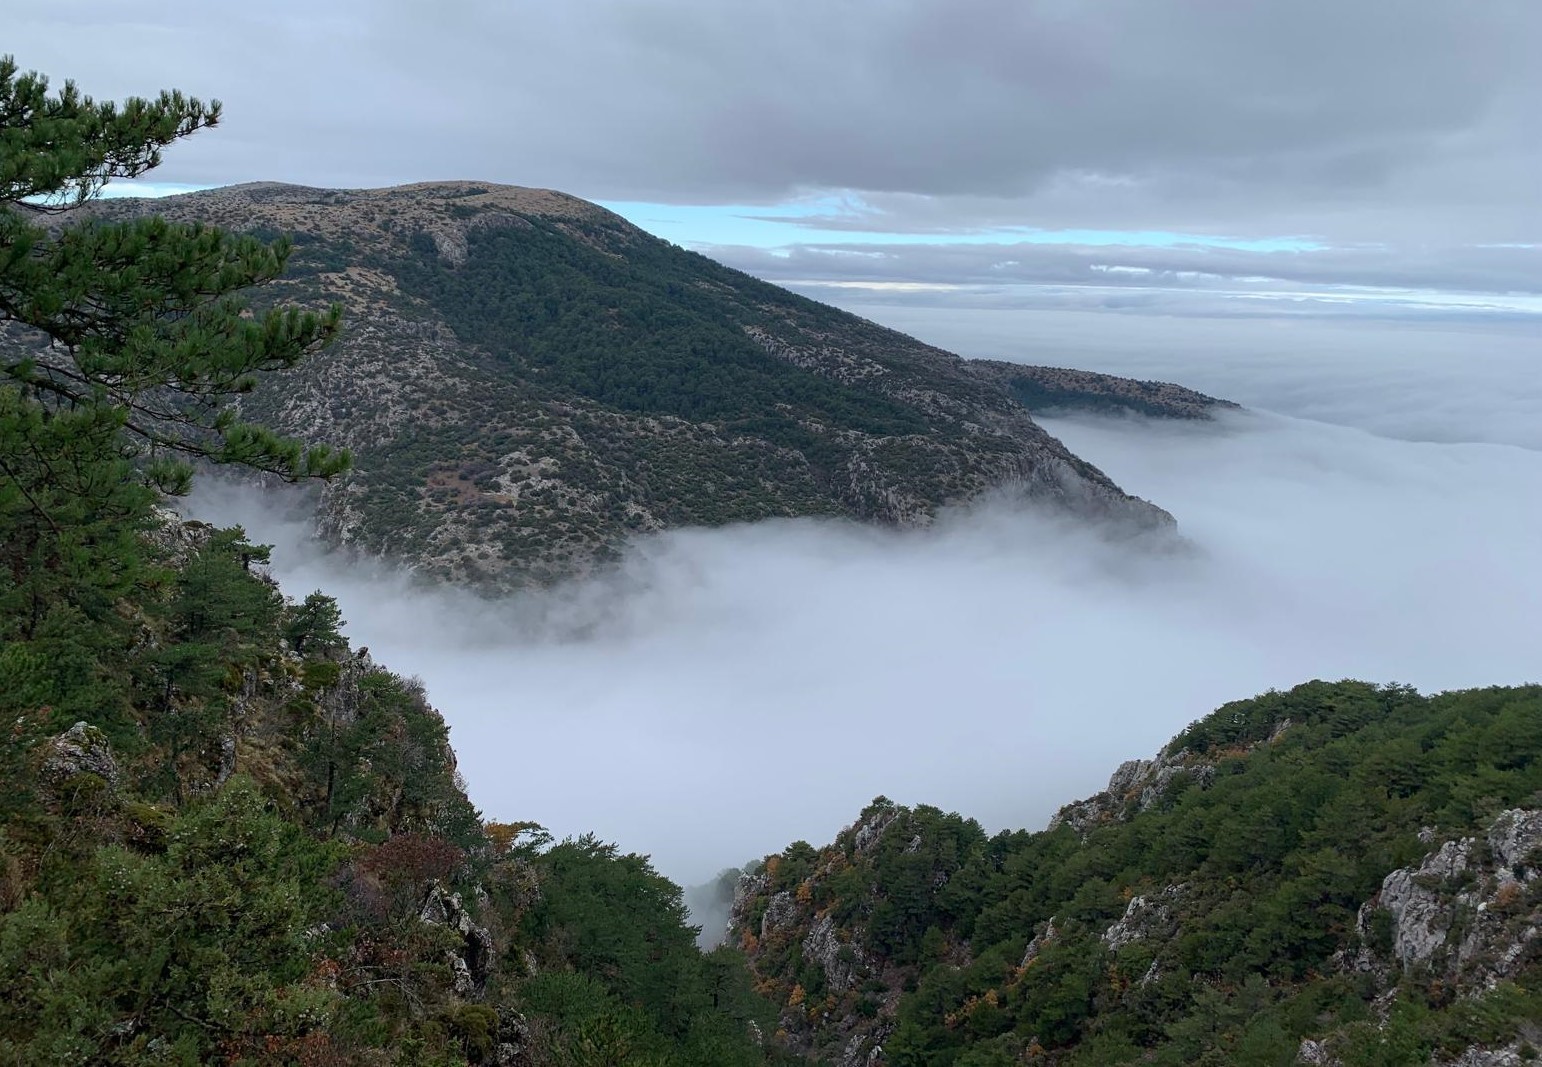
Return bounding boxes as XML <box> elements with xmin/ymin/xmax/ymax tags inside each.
<box><xmin>286</xmin><ymin>590</ymin><xmax>346</xmax><ymax>656</ymax></box>
<box><xmin>0</xmin><ymin>54</ymin><xmax>349</xmax><ymax>488</ymax></box>
<box><xmin>0</xmin><ymin>55</ymin><xmax>349</xmax><ymax>717</ymax></box>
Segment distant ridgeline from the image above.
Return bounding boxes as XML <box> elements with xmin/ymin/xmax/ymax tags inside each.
<box><xmin>726</xmin><ymin>680</ymin><xmax>1542</xmax><ymax>1067</ymax></box>
<box><xmin>968</xmin><ymin>361</ymin><xmax>1242</xmax><ymax>421</ymax></box>
<box><xmin>82</xmin><ymin>182</ymin><xmax>1232</xmax><ymax>591</ymax></box>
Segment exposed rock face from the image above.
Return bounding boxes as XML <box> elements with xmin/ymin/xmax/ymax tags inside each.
<box><xmin>850</xmin><ymin>804</ymin><xmax>901</xmax><ymax>854</ymax></box>
<box><xmin>143</xmin><ymin>507</ymin><xmax>215</xmax><ymax>564</ymax></box>
<box><xmin>1375</xmin><ymin>837</ymin><xmax>1477</xmax><ymax>968</ymax></box>
<box><xmin>1297</xmin><ymin>1037</ymin><xmax>1335</xmax><ymax>1065</ymax></box>
<box><xmin>839</xmin><ymin>1024</ymin><xmax>893</xmax><ymax>1067</ymax></box>
<box><xmin>1048</xmin><ymin>750</ymin><xmax>1217</xmax><ymax>836</ymax></box>
<box><xmin>1354</xmin><ymin>808</ymin><xmax>1542</xmax><ymax>989</ymax></box>
<box><xmin>419</xmin><ymin>884</ymin><xmax>495</xmax><ymax>996</ymax></box>
<box><xmin>1445</xmin><ymin>1046</ymin><xmax>1531</xmax><ymax>1067</ymax></box>
<box><xmin>1102</xmin><ymin>884</ymin><xmax>1186</xmax><ymax>952</ymax></box>
<box><xmin>1294</xmin><ymin>810</ymin><xmax>1542</xmax><ymax>1065</ymax></box>
<box><xmin>804</xmin><ymin>912</ymin><xmax>868</xmax><ymax>994</ymax></box>
<box><xmin>1019</xmin><ymin>916</ymin><xmax>1058</xmax><ymax>968</ymax></box>
<box><xmin>760</xmin><ymin>889</ymin><xmax>798</xmax><ymax>940</ymax></box>
<box><xmin>1299</xmin><ymin>1037</ymin><xmax>1540</xmax><ymax>1067</ymax></box>
<box><xmin>728</xmin><ymin>800</ymin><xmax>946</xmax><ymax>1067</ymax></box>
<box><xmin>70</xmin><ymin>182</ymin><xmax>1229</xmax><ymax>591</ymax></box>
<box><xmin>38</xmin><ymin>722</ymin><xmax>120</xmax><ymax>794</ymax></box>
<box><xmin>1489</xmin><ymin>809</ymin><xmax>1542</xmax><ymax>872</ymax></box>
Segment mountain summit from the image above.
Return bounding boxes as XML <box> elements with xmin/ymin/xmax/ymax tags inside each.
<box><xmin>89</xmin><ymin>182</ymin><xmax>1231</xmax><ymax>589</ymax></box>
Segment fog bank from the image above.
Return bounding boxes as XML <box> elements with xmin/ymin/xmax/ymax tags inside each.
<box><xmin>193</xmin><ymin>405</ymin><xmax>1542</xmax><ymax>887</ymax></box>
<box><xmin>833</xmin><ymin>301</ymin><xmax>1542</xmax><ymax>452</ymax></box>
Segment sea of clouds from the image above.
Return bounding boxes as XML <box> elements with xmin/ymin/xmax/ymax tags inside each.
<box><xmin>193</xmin><ymin>303</ymin><xmax>1542</xmax><ymax>892</ymax></box>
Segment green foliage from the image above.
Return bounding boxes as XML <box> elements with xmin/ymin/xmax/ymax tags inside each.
<box><xmin>0</xmin><ymin>55</ymin><xmax>215</xmax><ymax>208</ymax></box>
<box><xmin>513</xmin><ymin>837</ymin><xmax>780</xmax><ymax>1065</ymax></box>
<box><xmin>0</xmin><ymin>53</ymin><xmax>348</xmax><ymax>512</ymax></box>
<box><xmin>0</xmin><ymin>56</ymin><xmax>781</xmax><ymax>1066</ymax></box>
<box><xmin>0</xmin><ymin>391</ymin><xmax>161</xmax><ymax>741</ymax></box>
<box><xmin>391</xmin><ymin>219</ymin><xmax>929</xmax><ymax>455</ymax></box>
<box><xmin>0</xmin><ymin>779</ymin><xmax>344</xmax><ymax>1063</ymax></box>
<box><xmin>286</xmin><ymin>590</ymin><xmax>346</xmax><ymax>656</ymax></box>
<box><xmin>523</xmin><ymin>836</ymin><xmax>712</xmax><ymax>1035</ymax></box>
<box><xmin>738</xmin><ymin>681</ymin><xmax>1542</xmax><ymax>1065</ymax></box>
<box><xmin>143</xmin><ymin>527</ymin><xmax>284</xmax><ymax>799</ymax></box>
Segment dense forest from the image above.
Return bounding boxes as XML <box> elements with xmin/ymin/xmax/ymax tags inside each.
<box><xmin>731</xmin><ymin>681</ymin><xmax>1542</xmax><ymax>1065</ymax></box>
<box><xmin>390</xmin><ymin>219</ymin><xmax>934</xmax><ymax>448</ymax></box>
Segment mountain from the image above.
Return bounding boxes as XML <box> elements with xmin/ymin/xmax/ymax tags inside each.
<box><xmin>726</xmin><ymin>680</ymin><xmax>1542</xmax><ymax>1066</ymax></box>
<box><xmin>0</xmin><ymin>511</ymin><xmax>794</xmax><ymax>1065</ymax></box>
<box><xmin>82</xmin><ymin>182</ymin><xmax>1232</xmax><ymax>589</ymax></box>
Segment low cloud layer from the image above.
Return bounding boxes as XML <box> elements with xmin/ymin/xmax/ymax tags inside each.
<box><xmin>715</xmin><ymin>239</ymin><xmax>1542</xmax><ymax>318</ymax></box>
<box><xmin>829</xmin><ymin>301</ymin><xmax>1542</xmax><ymax>452</ymax></box>
<box><xmin>194</xmin><ymin>394</ymin><xmax>1542</xmax><ymax>886</ymax></box>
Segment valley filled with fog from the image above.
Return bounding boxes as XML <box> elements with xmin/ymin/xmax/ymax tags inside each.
<box><xmin>196</xmin><ymin>307</ymin><xmax>1542</xmax><ymax>887</ymax></box>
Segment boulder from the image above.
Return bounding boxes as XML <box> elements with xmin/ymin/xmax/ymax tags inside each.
<box><xmin>38</xmin><ymin>721</ymin><xmax>120</xmax><ymax>793</ymax></box>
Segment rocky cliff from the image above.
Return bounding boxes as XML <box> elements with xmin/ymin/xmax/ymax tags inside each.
<box><xmin>0</xmin><ymin>510</ymin><xmax>785</xmax><ymax>1064</ymax></box>
<box><xmin>80</xmin><ymin>182</ymin><xmax>1228</xmax><ymax>590</ymax></box>
<box><xmin>728</xmin><ymin>681</ymin><xmax>1542</xmax><ymax>1066</ymax></box>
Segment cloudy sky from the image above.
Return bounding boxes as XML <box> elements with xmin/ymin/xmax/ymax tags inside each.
<box><xmin>9</xmin><ymin>1</ymin><xmax>1541</xmax><ymax>318</ymax></box>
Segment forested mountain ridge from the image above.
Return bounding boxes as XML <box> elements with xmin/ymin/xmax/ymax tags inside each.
<box><xmin>0</xmin><ymin>511</ymin><xmax>791</xmax><ymax>1065</ymax></box>
<box><xmin>727</xmin><ymin>681</ymin><xmax>1542</xmax><ymax>1067</ymax></box>
<box><xmin>76</xmin><ymin>182</ymin><xmax>1230</xmax><ymax>590</ymax></box>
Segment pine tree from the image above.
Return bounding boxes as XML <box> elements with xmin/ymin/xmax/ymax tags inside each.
<box><xmin>0</xmin><ymin>53</ymin><xmax>349</xmax><ymax>491</ymax></box>
<box><xmin>286</xmin><ymin>590</ymin><xmax>347</xmax><ymax>656</ymax></box>
<box><xmin>0</xmin><ymin>55</ymin><xmax>349</xmax><ymax>655</ymax></box>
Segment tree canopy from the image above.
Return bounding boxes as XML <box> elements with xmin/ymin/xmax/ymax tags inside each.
<box><xmin>0</xmin><ymin>54</ymin><xmax>347</xmax><ymax>491</ymax></box>
<box><xmin>0</xmin><ymin>59</ymin><xmax>789</xmax><ymax>1065</ymax></box>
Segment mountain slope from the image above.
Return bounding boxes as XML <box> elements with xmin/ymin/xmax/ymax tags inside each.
<box><xmin>0</xmin><ymin>512</ymin><xmax>791</xmax><ymax>1065</ymax></box>
<box><xmin>728</xmin><ymin>680</ymin><xmax>1542</xmax><ymax>1066</ymax></box>
<box><xmin>84</xmin><ymin>182</ymin><xmax>1229</xmax><ymax>589</ymax></box>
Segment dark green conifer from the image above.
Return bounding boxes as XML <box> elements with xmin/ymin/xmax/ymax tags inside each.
<box><xmin>0</xmin><ymin>53</ymin><xmax>348</xmax><ymax>492</ymax></box>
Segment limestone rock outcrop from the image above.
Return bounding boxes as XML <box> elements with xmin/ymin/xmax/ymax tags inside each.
<box><xmin>38</xmin><ymin>721</ymin><xmax>120</xmax><ymax>795</ymax></box>
<box><xmin>419</xmin><ymin>883</ymin><xmax>496</xmax><ymax>997</ymax></box>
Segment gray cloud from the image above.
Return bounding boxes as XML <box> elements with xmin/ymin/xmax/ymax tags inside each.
<box><xmin>8</xmin><ymin>1</ymin><xmax>1540</xmax><ymax>243</ymax></box>
<box><xmin>711</xmin><ymin>238</ymin><xmax>1542</xmax><ymax>306</ymax></box>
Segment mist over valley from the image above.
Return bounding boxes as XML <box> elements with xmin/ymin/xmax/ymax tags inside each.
<box><xmin>196</xmin><ymin>314</ymin><xmax>1542</xmax><ymax>887</ymax></box>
